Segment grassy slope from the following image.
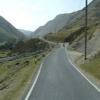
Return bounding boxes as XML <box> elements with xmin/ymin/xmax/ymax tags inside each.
<box><xmin>0</xmin><ymin>28</ymin><xmax>16</xmax><ymax>43</ymax></box>
<box><xmin>0</xmin><ymin>50</ymin><xmax>9</xmax><ymax>58</ymax></box>
<box><xmin>12</xmin><ymin>38</ymin><xmax>50</xmax><ymax>54</ymax></box>
<box><xmin>0</xmin><ymin>37</ymin><xmax>54</xmax><ymax>100</ymax></box>
<box><xmin>0</xmin><ymin>55</ymin><xmax>41</xmax><ymax>100</ymax></box>
<box><xmin>80</xmin><ymin>55</ymin><xmax>100</xmax><ymax>80</ymax></box>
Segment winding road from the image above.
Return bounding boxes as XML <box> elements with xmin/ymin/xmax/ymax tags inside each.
<box><xmin>26</xmin><ymin>45</ymin><xmax>100</xmax><ymax>100</ymax></box>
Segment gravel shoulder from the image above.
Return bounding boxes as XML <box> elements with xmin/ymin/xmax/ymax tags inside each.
<box><xmin>67</xmin><ymin>49</ymin><xmax>100</xmax><ymax>90</ymax></box>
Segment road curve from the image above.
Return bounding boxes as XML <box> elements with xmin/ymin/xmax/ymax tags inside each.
<box><xmin>27</xmin><ymin>46</ymin><xmax>100</xmax><ymax>100</ymax></box>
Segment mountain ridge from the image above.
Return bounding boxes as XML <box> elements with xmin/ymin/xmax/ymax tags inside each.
<box><xmin>0</xmin><ymin>16</ymin><xmax>25</xmax><ymax>43</ymax></box>
<box><xmin>44</xmin><ymin>0</ymin><xmax>100</xmax><ymax>42</ymax></box>
<box><xmin>32</xmin><ymin>13</ymin><xmax>76</xmax><ymax>37</ymax></box>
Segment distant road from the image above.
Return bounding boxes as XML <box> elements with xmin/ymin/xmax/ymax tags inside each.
<box><xmin>26</xmin><ymin>46</ymin><xmax>100</xmax><ymax>100</ymax></box>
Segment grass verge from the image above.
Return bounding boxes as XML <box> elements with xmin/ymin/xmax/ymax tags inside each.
<box><xmin>0</xmin><ymin>55</ymin><xmax>41</xmax><ymax>100</ymax></box>
<box><xmin>0</xmin><ymin>50</ymin><xmax>9</xmax><ymax>58</ymax></box>
<box><xmin>80</xmin><ymin>56</ymin><xmax>100</xmax><ymax>80</ymax></box>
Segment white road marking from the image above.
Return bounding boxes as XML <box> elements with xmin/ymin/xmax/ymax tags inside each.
<box><xmin>25</xmin><ymin>49</ymin><xmax>56</xmax><ymax>100</ymax></box>
<box><xmin>65</xmin><ymin>46</ymin><xmax>100</xmax><ymax>92</ymax></box>
<box><xmin>25</xmin><ymin>63</ymin><xmax>43</xmax><ymax>100</ymax></box>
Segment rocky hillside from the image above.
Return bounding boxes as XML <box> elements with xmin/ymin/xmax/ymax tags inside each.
<box><xmin>32</xmin><ymin>13</ymin><xmax>76</xmax><ymax>37</ymax></box>
<box><xmin>12</xmin><ymin>38</ymin><xmax>50</xmax><ymax>54</ymax></box>
<box><xmin>0</xmin><ymin>16</ymin><xmax>25</xmax><ymax>43</ymax></box>
<box><xmin>45</xmin><ymin>0</ymin><xmax>100</xmax><ymax>54</ymax></box>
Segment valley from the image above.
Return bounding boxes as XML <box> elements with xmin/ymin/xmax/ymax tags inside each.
<box><xmin>0</xmin><ymin>0</ymin><xmax>100</xmax><ymax>100</ymax></box>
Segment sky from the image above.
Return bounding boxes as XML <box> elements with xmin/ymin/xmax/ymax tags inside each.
<box><xmin>0</xmin><ymin>0</ymin><xmax>93</xmax><ymax>31</ymax></box>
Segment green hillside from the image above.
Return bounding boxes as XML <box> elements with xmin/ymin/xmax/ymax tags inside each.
<box><xmin>0</xmin><ymin>16</ymin><xmax>25</xmax><ymax>43</ymax></box>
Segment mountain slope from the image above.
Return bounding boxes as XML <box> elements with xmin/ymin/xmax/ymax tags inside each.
<box><xmin>45</xmin><ymin>0</ymin><xmax>100</xmax><ymax>42</ymax></box>
<box><xmin>19</xmin><ymin>29</ymin><xmax>33</xmax><ymax>37</ymax></box>
<box><xmin>32</xmin><ymin>13</ymin><xmax>76</xmax><ymax>37</ymax></box>
<box><xmin>0</xmin><ymin>16</ymin><xmax>25</xmax><ymax>43</ymax></box>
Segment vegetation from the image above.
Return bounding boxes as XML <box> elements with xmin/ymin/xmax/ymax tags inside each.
<box><xmin>80</xmin><ymin>53</ymin><xmax>100</xmax><ymax>80</ymax></box>
<box><xmin>11</xmin><ymin>38</ymin><xmax>50</xmax><ymax>54</ymax></box>
<box><xmin>0</xmin><ymin>50</ymin><xmax>10</xmax><ymax>58</ymax></box>
<box><xmin>0</xmin><ymin>55</ymin><xmax>41</xmax><ymax>100</ymax></box>
<box><xmin>0</xmin><ymin>42</ymin><xmax>14</xmax><ymax>50</ymax></box>
<box><xmin>0</xmin><ymin>37</ymin><xmax>53</xmax><ymax>100</ymax></box>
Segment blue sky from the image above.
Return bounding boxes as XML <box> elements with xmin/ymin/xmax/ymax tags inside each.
<box><xmin>0</xmin><ymin>0</ymin><xmax>93</xmax><ymax>31</ymax></box>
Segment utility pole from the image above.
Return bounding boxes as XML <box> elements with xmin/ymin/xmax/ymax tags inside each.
<box><xmin>85</xmin><ymin>0</ymin><xmax>88</xmax><ymax>60</ymax></box>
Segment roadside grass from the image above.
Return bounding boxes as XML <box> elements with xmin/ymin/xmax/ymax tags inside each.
<box><xmin>0</xmin><ymin>50</ymin><xmax>9</xmax><ymax>58</ymax></box>
<box><xmin>80</xmin><ymin>56</ymin><xmax>100</xmax><ymax>80</ymax></box>
<box><xmin>0</xmin><ymin>55</ymin><xmax>41</xmax><ymax>100</ymax></box>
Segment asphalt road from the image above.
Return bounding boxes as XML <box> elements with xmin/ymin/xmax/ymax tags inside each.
<box><xmin>28</xmin><ymin>46</ymin><xmax>100</xmax><ymax>100</ymax></box>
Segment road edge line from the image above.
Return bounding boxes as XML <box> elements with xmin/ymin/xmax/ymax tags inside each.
<box><xmin>25</xmin><ymin>49</ymin><xmax>55</xmax><ymax>100</ymax></box>
<box><xmin>25</xmin><ymin>62</ymin><xmax>43</xmax><ymax>100</ymax></box>
<box><xmin>65</xmin><ymin>46</ymin><xmax>100</xmax><ymax>92</ymax></box>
